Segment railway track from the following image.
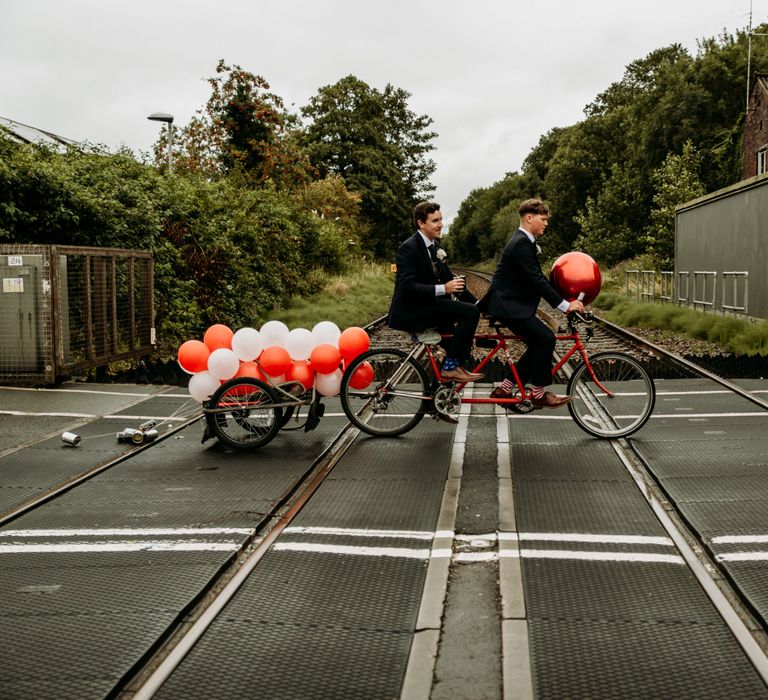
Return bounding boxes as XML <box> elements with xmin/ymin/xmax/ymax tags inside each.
<box><xmin>4</xmin><ymin>280</ymin><xmax>768</xmax><ymax>697</ymax></box>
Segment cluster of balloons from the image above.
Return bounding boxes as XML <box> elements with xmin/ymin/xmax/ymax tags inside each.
<box><xmin>177</xmin><ymin>320</ymin><xmax>372</xmax><ymax>403</ymax></box>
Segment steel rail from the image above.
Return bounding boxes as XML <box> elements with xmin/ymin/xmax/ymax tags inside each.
<box><xmin>0</xmin><ymin>409</ymin><xmax>203</xmax><ymax>528</ymax></box>
<box><xmin>612</xmin><ymin>439</ymin><xmax>768</xmax><ymax>683</ymax></box>
<box><xmin>594</xmin><ymin>314</ymin><xmax>768</xmax><ymax>412</ymax></box>
<box><xmin>122</xmin><ymin>419</ymin><xmax>361</xmax><ymax>699</ymax></box>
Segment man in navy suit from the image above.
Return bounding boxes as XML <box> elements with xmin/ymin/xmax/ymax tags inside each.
<box><xmin>482</xmin><ymin>198</ymin><xmax>584</xmax><ymax>408</ymax></box>
<box><xmin>388</xmin><ymin>201</ymin><xmax>483</xmax><ymax>383</ymax></box>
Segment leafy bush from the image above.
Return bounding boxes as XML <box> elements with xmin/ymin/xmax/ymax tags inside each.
<box><xmin>0</xmin><ymin>134</ymin><xmax>354</xmax><ymax>354</ymax></box>
<box><xmin>594</xmin><ymin>292</ymin><xmax>768</xmax><ymax>355</ymax></box>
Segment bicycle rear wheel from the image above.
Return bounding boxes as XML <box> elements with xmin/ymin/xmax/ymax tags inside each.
<box><xmin>567</xmin><ymin>351</ymin><xmax>655</xmax><ymax>438</ymax></box>
<box><xmin>209</xmin><ymin>378</ymin><xmax>283</xmax><ymax>449</ymax></box>
<box><xmin>340</xmin><ymin>348</ymin><xmax>431</xmax><ymax>437</ymax></box>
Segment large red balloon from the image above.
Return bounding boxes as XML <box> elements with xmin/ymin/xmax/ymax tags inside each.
<box><xmin>203</xmin><ymin>324</ymin><xmax>234</xmax><ymax>351</ymax></box>
<box><xmin>259</xmin><ymin>346</ymin><xmax>292</xmax><ymax>377</ymax></box>
<box><xmin>349</xmin><ymin>361</ymin><xmax>374</xmax><ymax>389</ymax></box>
<box><xmin>286</xmin><ymin>360</ymin><xmax>315</xmax><ymax>390</ymax></box>
<box><xmin>338</xmin><ymin>327</ymin><xmax>370</xmax><ymax>364</ymax></box>
<box><xmin>177</xmin><ymin>340</ymin><xmax>210</xmax><ymax>374</ymax></box>
<box><xmin>235</xmin><ymin>361</ymin><xmax>266</xmax><ymax>382</ymax></box>
<box><xmin>550</xmin><ymin>252</ymin><xmax>602</xmax><ymax>305</ymax></box>
<box><xmin>310</xmin><ymin>343</ymin><xmax>342</xmax><ymax>375</ymax></box>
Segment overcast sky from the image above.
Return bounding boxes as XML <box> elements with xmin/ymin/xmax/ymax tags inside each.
<box><xmin>0</xmin><ymin>0</ymin><xmax>759</xmax><ymax>226</ymax></box>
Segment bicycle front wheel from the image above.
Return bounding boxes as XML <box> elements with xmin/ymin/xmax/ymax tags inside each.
<box><xmin>567</xmin><ymin>351</ymin><xmax>656</xmax><ymax>439</ymax></box>
<box><xmin>209</xmin><ymin>378</ymin><xmax>283</xmax><ymax>449</ymax></box>
<box><xmin>340</xmin><ymin>348</ymin><xmax>431</xmax><ymax>437</ymax></box>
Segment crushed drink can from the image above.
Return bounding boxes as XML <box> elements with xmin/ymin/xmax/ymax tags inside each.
<box><xmin>142</xmin><ymin>429</ymin><xmax>159</xmax><ymax>442</ymax></box>
<box><xmin>61</xmin><ymin>432</ymin><xmax>81</xmax><ymax>446</ymax></box>
<box><xmin>138</xmin><ymin>419</ymin><xmax>157</xmax><ymax>431</ymax></box>
<box><xmin>117</xmin><ymin>428</ymin><xmax>145</xmax><ymax>444</ymax></box>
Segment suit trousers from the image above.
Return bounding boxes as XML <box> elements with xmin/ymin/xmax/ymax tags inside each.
<box><xmin>500</xmin><ymin>315</ymin><xmax>555</xmax><ymax>387</ymax></box>
<box><xmin>412</xmin><ymin>298</ymin><xmax>479</xmax><ymax>364</ymax></box>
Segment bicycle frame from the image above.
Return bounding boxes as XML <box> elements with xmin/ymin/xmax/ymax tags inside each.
<box><xmin>423</xmin><ymin>319</ymin><xmax>615</xmax><ymax>406</ymax></box>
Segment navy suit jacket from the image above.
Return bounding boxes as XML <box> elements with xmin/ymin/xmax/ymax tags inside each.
<box><xmin>388</xmin><ymin>233</ymin><xmax>475</xmax><ymax>331</ymax></box>
<box><xmin>481</xmin><ymin>229</ymin><xmax>563</xmax><ymax>319</ymax></box>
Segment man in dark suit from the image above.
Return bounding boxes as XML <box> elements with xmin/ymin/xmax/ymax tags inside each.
<box><xmin>388</xmin><ymin>201</ymin><xmax>483</xmax><ymax>383</ymax></box>
<box><xmin>482</xmin><ymin>198</ymin><xmax>584</xmax><ymax>408</ymax></box>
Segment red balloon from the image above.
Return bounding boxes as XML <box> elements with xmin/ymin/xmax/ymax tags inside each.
<box><xmin>286</xmin><ymin>360</ymin><xmax>314</xmax><ymax>390</ymax></box>
<box><xmin>259</xmin><ymin>346</ymin><xmax>292</xmax><ymax>377</ymax></box>
<box><xmin>177</xmin><ymin>340</ymin><xmax>210</xmax><ymax>374</ymax></box>
<box><xmin>349</xmin><ymin>361</ymin><xmax>374</xmax><ymax>389</ymax></box>
<box><xmin>310</xmin><ymin>343</ymin><xmax>342</xmax><ymax>374</ymax></box>
<box><xmin>235</xmin><ymin>361</ymin><xmax>266</xmax><ymax>382</ymax></box>
<box><xmin>204</xmin><ymin>324</ymin><xmax>234</xmax><ymax>351</ymax></box>
<box><xmin>338</xmin><ymin>326</ymin><xmax>370</xmax><ymax>363</ymax></box>
<box><xmin>550</xmin><ymin>252</ymin><xmax>602</xmax><ymax>305</ymax></box>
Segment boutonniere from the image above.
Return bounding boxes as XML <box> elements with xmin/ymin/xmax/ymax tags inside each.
<box><xmin>436</xmin><ymin>248</ymin><xmax>447</xmax><ymax>261</ymax></box>
<box><xmin>536</xmin><ymin>244</ymin><xmax>542</xmax><ymax>256</ymax></box>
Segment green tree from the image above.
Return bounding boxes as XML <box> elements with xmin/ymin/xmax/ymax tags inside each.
<box><xmin>644</xmin><ymin>140</ymin><xmax>705</xmax><ymax>268</ymax></box>
<box><xmin>301</xmin><ymin>75</ymin><xmax>437</xmax><ymax>258</ymax></box>
<box><xmin>445</xmin><ymin>172</ymin><xmax>540</xmax><ymax>263</ymax></box>
<box><xmin>574</xmin><ymin>163</ymin><xmax>645</xmax><ymax>265</ymax></box>
<box><xmin>162</xmin><ymin>60</ymin><xmax>314</xmax><ymax>188</ymax></box>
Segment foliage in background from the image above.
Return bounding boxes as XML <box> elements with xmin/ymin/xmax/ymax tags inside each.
<box><xmin>447</xmin><ymin>28</ymin><xmax>767</xmax><ymax>269</ymax></box>
<box><xmin>643</xmin><ymin>140</ymin><xmax>705</xmax><ymax>268</ymax></box>
<box><xmin>0</xmin><ymin>134</ymin><xmax>350</xmax><ymax>353</ymax></box>
<box><xmin>594</xmin><ymin>292</ymin><xmax>768</xmax><ymax>356</ymax></box>
<box><xmin>160</xmin><ymin>60</ymin><xmax>314</xmax><ymax>188</ymax></box>
<box><xmin>301</xmin><ymin>75</ymin><xmax>437</xmax><ymax>259</ymax></box>
<box><xmin>267</xmin><ymin>262</ymin><xmax>394</xmax><ymax>330</ymax></box>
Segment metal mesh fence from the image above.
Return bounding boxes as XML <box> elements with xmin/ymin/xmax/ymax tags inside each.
<box><xmin>0</xmin><ymin>245</ymin><xmax>153</xmax><ymax>386</ymax></box>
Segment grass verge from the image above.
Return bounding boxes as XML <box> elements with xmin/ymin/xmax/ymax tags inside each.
<box><xmin>267</xmin><ymin>262</ymin><xmax>394</xmax><ymax>330</ymax></box>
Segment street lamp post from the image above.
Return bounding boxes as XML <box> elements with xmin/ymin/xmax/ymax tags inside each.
<box><xmin>147</xmin><ymin>112</ymin><xmax>174</xmax><ymax>173</ymax></box>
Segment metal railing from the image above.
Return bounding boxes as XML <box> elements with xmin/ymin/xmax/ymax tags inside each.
<box><xmin>722</xmin><ymin>272</ymin><xmax>749</xmax><ymax>315</ymax></box>
<box><xmin>624</xmin><ymin>269</ymin><xmax>748</xmax><ymax>316</ymax></box>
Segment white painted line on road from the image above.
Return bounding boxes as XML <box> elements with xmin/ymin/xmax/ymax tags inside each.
<box><xmin>273</xmin><ymin>542</ymin><xmax>430</xmax><ymax>558</ymax></box>
<box><xmin>712</xmin><ymin>534</ymin><xmax>768</xmax><ymax>544</ymax></box>
<box><xmin>283</xmin><ymin>526</ymin><xmax>434</xmax><ymax>539</ymax></box>
<box><xmin>0</xmin><ymin>541</ymin><xmax>241</xmax><ymax>553</ymax></box>
<box><xmin>0</xmin><ymin>387</ymin><xmax>158</xmax><ymax>397</ymax></box>
<box><xmin>509</xmin><ymin>549</ymin><xmax>685</xmax><ymax>564</ymax></box>
<box><xmin>519</xmin><ymin>532</ymin><xmax>674</xmax><ymax>546</ymax></box>
<box><xmin>1</xmin><ymin>527</ymin><xmax>253</xmax><ymax>538</ymax></box>
<box><xmin>717</xmin><ymin>552</ymin><xmax>768</xmax><ymax>562</ymax></box>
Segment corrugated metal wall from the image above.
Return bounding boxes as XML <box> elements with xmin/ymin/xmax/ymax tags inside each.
<box><xmin>675</xmin><ymin>174</ymin><xmax>768</xmax><ymax>319</ymax></box>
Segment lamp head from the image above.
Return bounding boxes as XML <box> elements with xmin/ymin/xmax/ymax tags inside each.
<box><xmin>147</xmin><ymin>112</ymin><xmax>174</xmax><ymax>124</ymax></box>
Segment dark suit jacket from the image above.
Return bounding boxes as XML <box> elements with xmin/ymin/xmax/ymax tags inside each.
<box><xmin>388</xmin><ymin>232</ymin><xmax>476</xmax><ymax>331</ymax></box>
<box><xmin>481</xmin><ymin>229</ymin><xmax>563</xmax><ymax>319</ymax></box>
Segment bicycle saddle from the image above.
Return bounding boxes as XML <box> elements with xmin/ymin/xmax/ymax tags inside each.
<box><xmin>410</xmin><ymin>329</ymin><xmax>442</xmax><ymax>345</ymax></box>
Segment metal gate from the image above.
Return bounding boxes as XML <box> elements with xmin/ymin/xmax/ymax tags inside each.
<box><xmin>0</xmin><ymin>244</ymin><xmax>154</xmax><ymax>385</ymax></box>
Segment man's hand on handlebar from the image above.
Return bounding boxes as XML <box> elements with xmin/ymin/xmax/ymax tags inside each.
<box><xmin>445</xmin><ymin>277</ymin><xmax>465</xmax><ymax>295</ymax></box>
<box><xmin>566</xmin><ymin>299</ymin><xmax>585</xmax><ymax>314</ymax></box>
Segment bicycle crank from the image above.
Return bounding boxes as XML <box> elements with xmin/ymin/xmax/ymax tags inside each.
<box><xmin>433</xmin><ymin>385</ymin><xmax>462</xmax><ymax>420</ymax></box>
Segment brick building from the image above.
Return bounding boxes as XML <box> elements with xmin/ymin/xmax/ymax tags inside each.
<box><xmin>743</xmin><ymin>74</ymin><xmax>768</xmax><ymax>180</ymax></box>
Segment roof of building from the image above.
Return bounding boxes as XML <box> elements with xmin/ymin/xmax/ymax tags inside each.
<box><xmin>0</xmin><ymin>116</ymin><xmax>78</xmax><ymax>147</ymax></box>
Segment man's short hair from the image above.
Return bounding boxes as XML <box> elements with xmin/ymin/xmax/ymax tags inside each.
<box><xmin>518</xmin><ymin>198</ymin><xmax>549</xmax><ymax>217</ymax></box>
<box><xmin>413</xmin><ymin>201</ymin><xmax>441</xmax><ymax>228</ymax></box>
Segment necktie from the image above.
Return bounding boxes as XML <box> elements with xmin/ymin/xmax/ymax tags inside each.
<box><xmin>428</xmin><ymin>244</ymin><xmax>439</xmax><ymax>279</ymax></box>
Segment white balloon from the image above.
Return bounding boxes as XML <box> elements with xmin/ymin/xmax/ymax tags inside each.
<box><xmin>207</xmin><ymin>348</ymin><xmax>239</xmax><ymax>380</ymax></box>
<box><xmin>311</xmin><ymin>320</ymin><xmax>341</xmax><ymax>347</ymax></box>
<box><xmin>188</xmin><ymin>371</ymin><xmax>221</xmax><ymax>403</ymax></box>
<box><xmin>315</xmin><ymin>368</ymin><xmax>342</xmax><ymax>397</ymax></box>
<box><xmin>286</xmin><ymin>328</ymin><xmax>314</xmax><ymax>360</ymax></box>
<box><xmin>259</xmin><ymin>320</ymin><xmax>290</xmax><ymax>348</ymax></box>
<box><xmin>231</xmin><ymin>327</ymin><xmax>263</xmax><ymax>361</ymax></box>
